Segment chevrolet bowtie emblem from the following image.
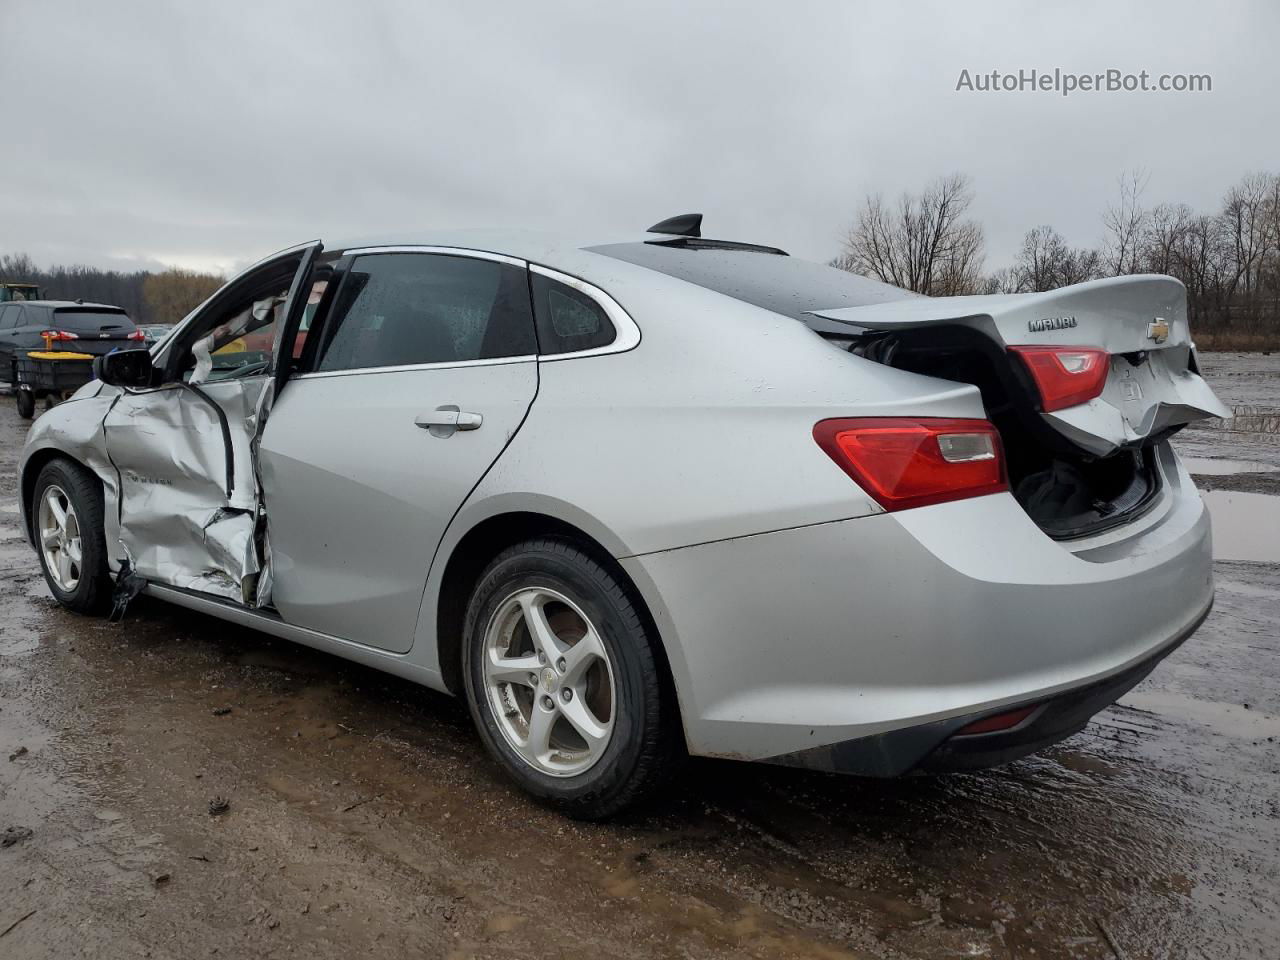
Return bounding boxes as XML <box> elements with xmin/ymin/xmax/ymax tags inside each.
<box><xmin>1147</xmin><ymin>318</ymin><xmax>1170</xmax><ymax>344</ymax></box>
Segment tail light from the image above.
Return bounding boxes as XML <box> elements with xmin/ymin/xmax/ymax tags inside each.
<box><xmin>1008</xmin><ymin>346</ymin><xmax>1109</xmax><ymax>412</ymax></box>
<box><xmin>814</xmin><ymin>417</ymin><xmax>1007</xmax><ymax>512</ymax></box>
<box><xmin>954</xmin><ymin>704</ymin><xmax>1038</xmax><ymax>736</ymax></box>
<box><xmin>127</xmin><ymin>330</ymin><xmax>146</xmax><ymax>340</ymax></box>
<box><xmin>40</xmin><ymin>329</ymin><xmax>79</xmax><ymax>342</ymax></box>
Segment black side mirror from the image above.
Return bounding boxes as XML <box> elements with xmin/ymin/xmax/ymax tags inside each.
<box><xmin>94</xmin><ymin>348</ymin><xmax>154</xmax><ymax>388</ymax></box>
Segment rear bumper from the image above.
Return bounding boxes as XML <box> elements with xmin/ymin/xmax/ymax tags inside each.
<box><xmin>622</xmin><ymin>445</ymin><xmax>1213</xmax><ymax>764</ymax></box>
<box><xmin>769</xmin><ymin>599</ymin><xmax>1208</xmax><ymax>775</ymax></box>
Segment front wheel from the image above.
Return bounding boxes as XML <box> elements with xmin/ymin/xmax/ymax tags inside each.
<box><xmin>31</xmin><ymin>459</ymin><xmax>111</xmax><ymax>613</ymax></box>
<box><xmin>462</xmin><ymin>538</ymin><xmax>681</xmax><ymax>819</ymax></box>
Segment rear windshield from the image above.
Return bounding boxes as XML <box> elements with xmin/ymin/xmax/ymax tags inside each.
<box><xmin>588</xmin><ymin>242</ymin><xmax>918</xmax><ymax>321</ymax></box>
<box><xmin>51</xmin><ymin>309</ymin><xmax>136</xmax><ymax>334</ymax></box>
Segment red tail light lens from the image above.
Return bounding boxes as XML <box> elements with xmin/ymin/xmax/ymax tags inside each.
<box><xmin>127</xmin><ymin>330</ymin><xmax>146</xmax><ymax>340</ymax></box>
<box><xmin>1008</xmin><ymin>346</ymin><xmax>1109</xmax><ymax>412</ymax></box>
<box><xmin>954</xmin><ymin>705</ymin><xmax>1038</xmax><ymax>736</ymax></box>
<box><xmin>40</xmin><ymin>329</ymin><xmax>80</xmax><ymax>341</ymax></box>
<box><xmin>814</xmin><ymin>417</ymin><xmax>1008</xmax><ymax>512</ymax></box>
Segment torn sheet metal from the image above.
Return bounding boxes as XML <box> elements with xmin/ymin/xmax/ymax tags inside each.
<box><xmin>102</xmin><ymin>377</ymin><xmax>270</xmax><ymax>603</ymax></box>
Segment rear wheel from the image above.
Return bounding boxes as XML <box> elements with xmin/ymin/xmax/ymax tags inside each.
<box><xmin>16</xmin><ymin>388</ymin><xmax>35</xmax><ymax>419</ymax></box>
<box><xmin>31</xmin><ymin>459</ymin><xmax>111</xmax><ymax>613</ymax></box>
<box><xmin>462</xmin><ymin>537</ymin><xmax>680</xmax><ymax>819</ymax></box>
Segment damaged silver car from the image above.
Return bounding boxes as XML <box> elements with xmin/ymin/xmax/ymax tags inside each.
<box><xmin>19</xmin><ymin>219</ymin><xmax>1227</xmax><ymax>818</ymax></box>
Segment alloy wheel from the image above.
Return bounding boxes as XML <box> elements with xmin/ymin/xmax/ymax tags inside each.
<box><xmin>481</xmin><ymin>587</ymin><xmax>616</xmax><ymax>777</ymax></box>
<box><xmin>38</xmin><ymin>484</ymin><xmax>83</xmax><ymax>593</ymax></box>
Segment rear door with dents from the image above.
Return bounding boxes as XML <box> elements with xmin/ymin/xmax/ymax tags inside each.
<box><xmin>102</xmin><ymin>244</ymin><xmax>322</xmax><ymax>602</ymax></box>
<box><xmin>257</xmin><ymin>248</ymin><xmax>540</xmax><ymax>653</ymax></box>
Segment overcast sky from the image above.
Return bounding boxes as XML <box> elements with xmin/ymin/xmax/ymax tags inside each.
<box><xmin>2</xmin><ymin>0</ymin><xmax>1276</xmax><ymax>277</ymax></box>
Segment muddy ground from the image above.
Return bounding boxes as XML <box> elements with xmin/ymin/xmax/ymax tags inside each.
<box><xmin>0</xmin><ymin>354</ymin><xmax>1277</xmax><ymax>960</ymax></box>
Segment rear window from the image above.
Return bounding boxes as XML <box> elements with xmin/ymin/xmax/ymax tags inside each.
<box><xmin>588</xmin><ymin>242</ymin><xmax>918</xmax><ymax>321</ymax></box>
<box><xmin>51</xmin><ymin>309</ymin><xmax>135</xmax><ymax>334</ymax></box>
<box><xmin>529</xmin><ymin>273</ymin><xmax>616</xmax><ymax>354</ymax></box>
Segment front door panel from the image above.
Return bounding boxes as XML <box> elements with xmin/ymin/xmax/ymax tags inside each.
<box><xmin>103</xmin><ymin>376</ymin><xmax>268</xmax><ymax>601</ymax></box>
<box><xmin>257</xmin><ymin>360</ymin><xmax>537</xmax><ymax>653</ymax></box>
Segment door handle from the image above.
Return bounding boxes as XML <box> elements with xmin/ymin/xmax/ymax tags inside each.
<box><xmin>415</xmin><ymin>405</ymin><xmax>483</xmax><ymax>437</ymax></box>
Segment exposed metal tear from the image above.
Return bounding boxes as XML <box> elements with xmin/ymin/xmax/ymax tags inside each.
<box><xmin>109</xmin><ymin>558</ymin><xmax>147</xmax><ymax>622</ymax></box>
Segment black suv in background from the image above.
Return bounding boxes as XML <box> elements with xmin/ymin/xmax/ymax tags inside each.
<box><xmin>0</xmin><ymin>300</ymin><xmax>144</xmax><ymax>386</ymax></box>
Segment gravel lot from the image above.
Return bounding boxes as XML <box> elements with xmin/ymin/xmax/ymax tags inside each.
<box><xmin>0</xmin><ymin>354</ymin><xmax>1277</xmax><ymax>959</ymax></box>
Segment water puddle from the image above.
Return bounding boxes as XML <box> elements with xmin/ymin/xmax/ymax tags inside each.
<box><xmin>1124</xmin><ymin>690</ymin><xmax>1280</xmax><ymax>739</ymax></box>
<box><xmin>1182</xmin><ymin>457</ymin><xmax>1276</xmax><ymax>476</ymax></box>
<box><xmin>1202</xmin><ymin>489</ymin><xmax>1280</xmax><ymax>562</ymax></box>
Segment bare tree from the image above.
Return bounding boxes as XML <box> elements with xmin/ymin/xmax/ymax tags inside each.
<box><xmin>0</xmin><ymin>252</ymin><xmax>39</xmax><ymax>280</ymax></box>
<box><xmin>1011</xmin><ymin>225</ymin><xmax>1101</xmax><ymax>292</ymax></box>
<box><xmin>1220</xmin><ymin>172</ymin><xmax>1275</xmax><ymax>306</ymax></box>
<box><xmin>143</xmin><ymin>268</ymin><xmax>224</xmax><ymax>324</ymax></box>
<box><xmin>1103</xmin><ymin>169</ymin><xmax>1150</xmax><ymax>275</ymax></box>
<box><xmin>835</xmin><ymin>174</ymin><xmax>986</xmax><ymax>295</ymax></box>
<box><xmin>1142</xmin><ymin>202</ymin><xmax>1194</xmax><ymax>275</ymax></box>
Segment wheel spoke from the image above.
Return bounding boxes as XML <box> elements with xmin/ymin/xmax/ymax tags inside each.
<box><xmin>40</xmin><ymin>526</ymin><xmax>60</xmax><ymax>549</ymax></box>
<box><xmin>45</xmin><ymin>492</ymin><xmax>67</xmax><ymax>531</ymax></box>
<box><xmin>523</xmin><ymin>700</ymin><xmax>556</xmax><ymax>761</ymax></box>
<box><xmin>518</xmin><ymin>591</ymin><xmax>563</xmax><ymax>660</ymax></box>
<box><xmin>560</xmin><ymin>628</ymin><xmax>606</xmax><ymax>686</ymax></box>
<box><xmin>65</xmin><ymin>538</ymin><xmax>82</xmax><ymax>565</ymax></box>
<box><xmin>486</xmin><ymin>650</ymin><xmax>540</xmax><ymax>688</ymax></box>
<box><xmin>560</xmin><ymin>695</ymin><xmax>610</xmax><ymax>749</ymax></box>
<box><xmin>56</xmin><ymin>549</ymin><xmax>73</xmax><ymax>586</ymax></box>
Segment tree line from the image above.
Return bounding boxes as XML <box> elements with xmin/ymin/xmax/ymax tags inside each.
<box><xmin>833</xmin><ymin>170</ymin><xmax>1280</xmax><ymax>348</ymax></box>
<box><xmin>0</xmin><ymin>252</ymin><xmax>223</xmax><ymax>327</ymax></box>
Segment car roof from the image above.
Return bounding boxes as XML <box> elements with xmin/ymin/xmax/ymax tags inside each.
<box><xmin>8</xmin><ymin>300</ymin><xmax>125</xmax><ymax>310</ymax></box>
<box><xmin>323</xmin><ymin>227</ymin><xmax>646</xmax><ymax>265</ymax></box>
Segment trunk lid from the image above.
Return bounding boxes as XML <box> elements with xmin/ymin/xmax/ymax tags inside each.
<box><xmin>808</xmin><ymin>275</ymin><xmax>1228</xmax><ymax>457</ymax></box>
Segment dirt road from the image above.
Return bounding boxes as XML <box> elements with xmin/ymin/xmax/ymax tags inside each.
<box><xmin>0</xmin><ymin>355</ymin><xmax>1277</xmax><ymax>959</ymax></box>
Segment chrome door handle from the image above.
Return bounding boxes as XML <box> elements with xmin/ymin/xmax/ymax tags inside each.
<box><xmin>415</xmin><ymin>405</ymin><xmax>483</xmax><ymax>437</ymax></box>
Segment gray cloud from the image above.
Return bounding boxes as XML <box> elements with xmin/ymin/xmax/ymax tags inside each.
<box><xmin>2</xmin><ymin>0</ymin><xmax>1275</xmax><ymax>276</ymax></box>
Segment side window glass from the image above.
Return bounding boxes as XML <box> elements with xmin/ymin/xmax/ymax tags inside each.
<box><xmin>530</xmin><ymin>274</ymin><xmax>616</xmax><ymax>354</ymax></box>
<box><xmin>0</xmin><ymin>306</ymin><xmax>14</xmax><ymax>330</ymax></box>
<box><xmin>314</xmin><ymin>254</ymin><xmax>535</xmax><ymax>373</ymax></box>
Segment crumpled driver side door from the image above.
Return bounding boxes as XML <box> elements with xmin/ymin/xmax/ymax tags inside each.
<box><xmin>101</xmin><ymin>243</ymin><xmax>320</xmax><ymax>603</ymax></box>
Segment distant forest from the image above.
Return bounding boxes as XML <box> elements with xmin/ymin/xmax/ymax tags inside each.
<box><xmin>832</xmin><ymin>170</ymin><xmax>1280</xmax><ymax>350</ymax></box>
<box><xmin>0</xmin><ymin>253</ymin><xmax>222</xmax><ymax>326</ymax></box>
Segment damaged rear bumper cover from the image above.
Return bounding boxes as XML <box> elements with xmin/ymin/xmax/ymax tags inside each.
<box><xmin>764</xmin><ymin>599</ymin><xmax>1210</xmax><ymax>777</ymax></box>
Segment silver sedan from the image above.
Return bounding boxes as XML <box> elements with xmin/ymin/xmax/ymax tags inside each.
<box><xmin>18</xmin><ymin>217</ymin><xmax>1226</xmax><ymax>817</ymax></box>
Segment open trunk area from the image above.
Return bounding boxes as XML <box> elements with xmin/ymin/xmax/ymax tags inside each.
<box><xmin>847</xmin><ymin>325</ymin><xmax>1164</xmax><ymax>538</ymax></box>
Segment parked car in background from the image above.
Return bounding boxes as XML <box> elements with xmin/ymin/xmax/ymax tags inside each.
<box><xmin>137</xmin><ymin>323</ymin><xmax>174</xmax><ymax>347</ymax></box>
<box><xmin>18</xmin><ymin>221</ymin><xmax>1226</xmax><ymax>818</ymax></box>
<box><xmin>0</xmin><ymin>300</ymin><xmax>144</xmax><ymax>387</ymax></box>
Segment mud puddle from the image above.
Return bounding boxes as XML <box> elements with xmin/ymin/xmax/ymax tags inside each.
<box><xmin>1201</xmin><ymin>489</ymin><xmax>1280</xmax><ymax>562</ymax></box>
<box><xmin>1181</xmin><ymin>455</ymin><xmax>1275</xmax><ymax>475</ymax></box>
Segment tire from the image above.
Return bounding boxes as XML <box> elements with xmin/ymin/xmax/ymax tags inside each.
<box><xmin>16</xmin><ymin>388</ymin><xmax>35</xmax><ymax>419</ymax></box>
<box><xmin>462</xmin><ymin>537</ymin><xmax>681</xmax><ymax>819</ymax></box>
<box><xmin>31</xmin><ymin>459</ymin><xmax>112</xmax><ymax>614</ymax></box>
